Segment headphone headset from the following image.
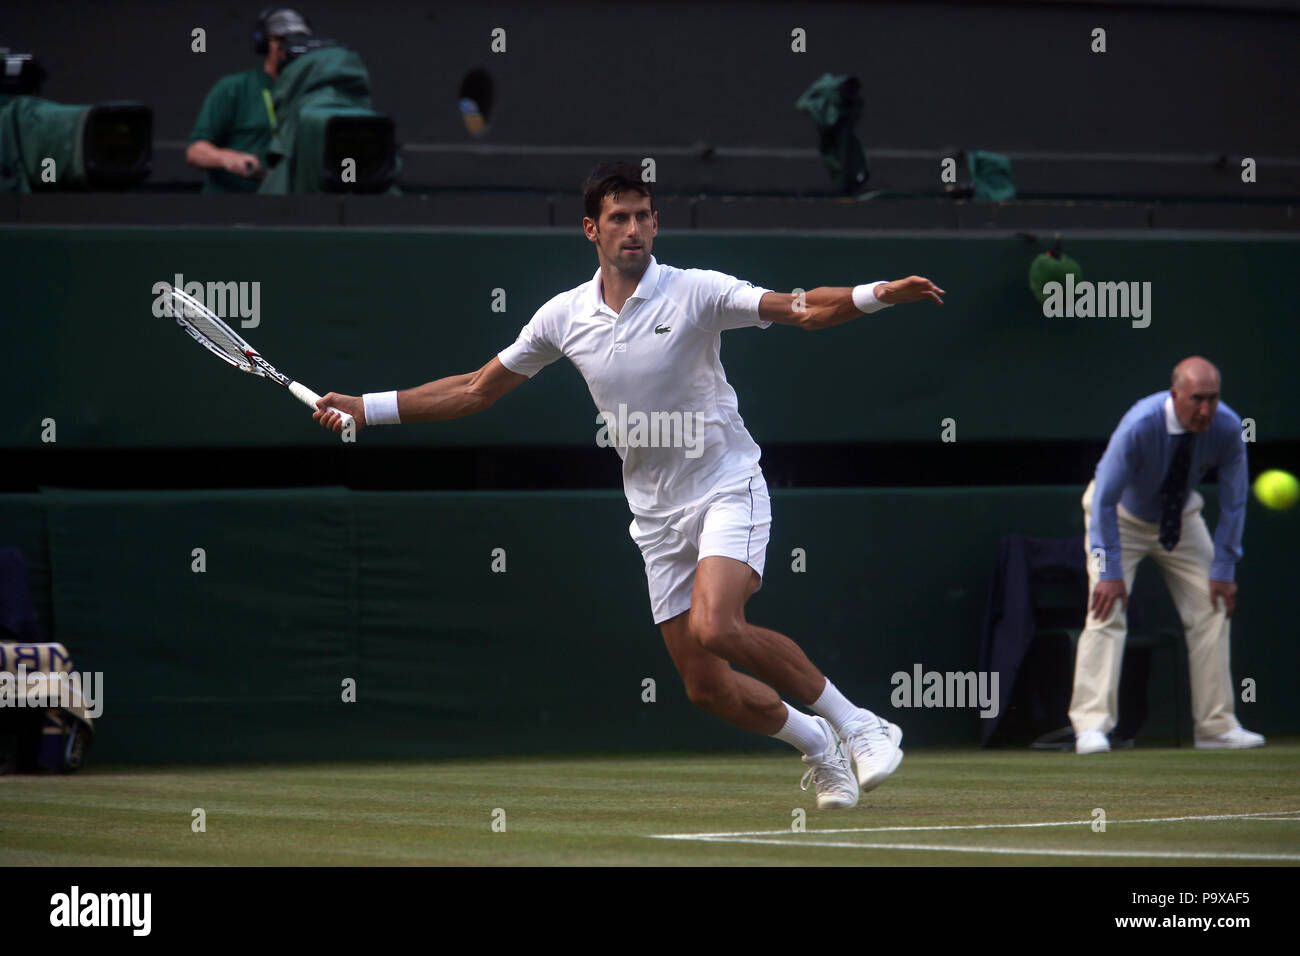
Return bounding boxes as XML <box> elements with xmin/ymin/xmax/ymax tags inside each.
<box><xmin>253</xmin><ymin>8</ymin><xmax>312</xmax><ymax>56</ymax></box>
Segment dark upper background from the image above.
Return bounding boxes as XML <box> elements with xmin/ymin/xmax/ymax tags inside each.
<box><xmin>3</xmin><ymin>0</ymin><xmax>1297</xmax><ymax>490</ymax></box>
<box><xmin>6</xmin><ymin>0</ymin><xmax>1299</xmax><ymax>182</ymax></box>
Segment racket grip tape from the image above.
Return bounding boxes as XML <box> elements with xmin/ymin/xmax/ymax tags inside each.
<box><xmin>289</xmin><ymin>381</ymin><xmax>356</xmax><ymax>430</ymax></box>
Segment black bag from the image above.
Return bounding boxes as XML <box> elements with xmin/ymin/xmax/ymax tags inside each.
<box><xmin>0</xmin><ymin>642</ymin><xmax>95</xmax><ymax>774</ymax></box>
<box><xmin>0</xmin><ymin>706</ymin><xmax>92</xmax><ymax>773</ymax></box>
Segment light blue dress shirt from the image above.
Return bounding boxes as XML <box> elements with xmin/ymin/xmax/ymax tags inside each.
<box><xmin>1090</xmin><ymin>391</ymin><xmax>1248</xmax><ymax>581</ymax></box>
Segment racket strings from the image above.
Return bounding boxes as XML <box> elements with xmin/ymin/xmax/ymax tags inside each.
<box><xmin>170</xmin><ymin>292</ymin><xmax>254</xmax><ymax>372</ymax></box>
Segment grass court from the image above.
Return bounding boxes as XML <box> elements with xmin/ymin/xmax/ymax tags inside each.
<box><xmin>3</xmin><ymin>741</ymin><xmax>1296</xmax><ymax>866</ymax></box>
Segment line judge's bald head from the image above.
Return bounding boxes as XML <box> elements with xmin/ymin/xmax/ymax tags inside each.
<box><xmin>1170</xmin><ymin>356</ymin><xmax>1221</xmax><ymax>432</ymax></box>
<box><xmin>1172</xmin><ymin>356</ymin><xmax>1220</xmax><ymax>391</ymax></box>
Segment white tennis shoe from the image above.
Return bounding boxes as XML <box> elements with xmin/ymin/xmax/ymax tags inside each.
<box><xmin>800</xmin><ymin>717</ymin><xmax>859</xmax><ymax>809</ymax></box>
<box><xmin>1075</xmin><ymin>728</ymin><xmax>1111</xmax><ymax>754</ymax></box>
<box><xmin>1195</xmin><ymin>727</ymin><xmax>1265</xmax><ymax>750</ymax></box>
<box><xmin>840</xmin><ymin>709</ymin><xmax>904</xmax><ymax>791</ymax></box>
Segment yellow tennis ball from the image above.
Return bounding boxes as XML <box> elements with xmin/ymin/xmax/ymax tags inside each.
<box><xmin>1254</xmin><ymin>470</ymin><xmax>1299</xmax><ymax>510</ymax></box>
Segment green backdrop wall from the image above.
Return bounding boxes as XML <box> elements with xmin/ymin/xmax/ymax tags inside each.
<box><xmin>3</xmin><ymin>226</ymin><xmax>1295</xmax><ymax>763</ymax></box>
<box><xmin>1</xmin><ymin>485</ymin><xmax>1294</xmax><ymax>764</ymax></box>
<box><xmin>3</xmin><ymin>228</ymin><xmax>1296</xmax><ymax>449</ymax></box>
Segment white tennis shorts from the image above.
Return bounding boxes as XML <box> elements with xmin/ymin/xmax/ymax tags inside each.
<box><xmin>627</xmin><ymin>472</ymin><xmax>772</xmax><ymax>625</ymax></box>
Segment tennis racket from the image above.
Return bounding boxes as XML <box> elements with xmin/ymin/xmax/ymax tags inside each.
<box><xmin>162</xmin><ymin>284</ymin><xmax>354</xmax><ymax>430</ymax></box>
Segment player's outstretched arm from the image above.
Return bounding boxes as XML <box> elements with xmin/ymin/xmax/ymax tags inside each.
<box><xmin>760</xmin><ymin>276</ymin><xmax>945</xmax><ymax>331</ymax></box>
<box><xmin>312</xmin><ymin>357</ymin><xmax>528</xmax><ymax>434</ymax></box>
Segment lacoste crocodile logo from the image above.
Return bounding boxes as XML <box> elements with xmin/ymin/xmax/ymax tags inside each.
<box><xmin>655</xmin><ymin>325</ymin><xmax>671</xmax><ymax>334</ymax></box>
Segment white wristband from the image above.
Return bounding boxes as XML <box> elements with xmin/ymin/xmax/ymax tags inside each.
<box><xmin>852</xmin><ymin>281</ymin><xmax>892</xmax><ymax>314</ymax></box>
<box><xmin>362</xmin><ymin>390</ymin><xmax>401</xmax><ymax>425</ymax></box>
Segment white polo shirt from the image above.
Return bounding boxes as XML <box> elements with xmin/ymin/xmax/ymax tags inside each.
<box><xmin>497</xmin><ymin>256</ymin><xmax>774</xmax><ymax>517</ymax></box>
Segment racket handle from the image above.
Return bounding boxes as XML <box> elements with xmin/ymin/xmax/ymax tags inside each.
<box><xmin>290</xmin><ymin>381</ymin><xmax>356</xmax><ymax>430</ymax></box>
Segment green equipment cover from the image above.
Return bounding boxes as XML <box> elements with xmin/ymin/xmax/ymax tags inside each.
<box><xmin>0</xmin><ymin>97</ymin><xmax>150</xmax><ymax>192</ymax></box>
<box><xmin>259</xmin><ymin>48</ymin><xmax>398</xmax><ymax>194</ymax></box>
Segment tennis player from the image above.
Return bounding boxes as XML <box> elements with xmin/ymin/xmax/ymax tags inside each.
<box><xmin>313</xmin><ymin>162</ymin><xmax>945</xmax><ymax>808</ymax></box>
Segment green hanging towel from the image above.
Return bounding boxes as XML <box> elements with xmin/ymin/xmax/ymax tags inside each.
<box><xmin>966</xmin><ymin>150</ymin><xmax>1016</xmax><ymax>201</ymax></box>
<box><xmin>795</xmin><ymin>73</ymin><xmax>869</xmax><ymax>195</ymax></box>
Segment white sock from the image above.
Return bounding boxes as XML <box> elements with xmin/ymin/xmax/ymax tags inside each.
<box><xmin>810</xmin><ymin>678</ymin><xmax>862</xmax><ymax>734</ymax></box>
<box><xmin>772</xmin><ymin>703</ymin><xmax>829</xmax><ymax>755</ymax></box>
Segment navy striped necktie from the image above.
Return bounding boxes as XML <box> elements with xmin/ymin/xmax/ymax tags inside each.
<box><xmin>1158</xmin><ymin>432</ymin><xmax>1194</xmax><ymax>551</ymax></box>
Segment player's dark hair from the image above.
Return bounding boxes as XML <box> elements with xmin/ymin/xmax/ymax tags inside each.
<box><xmin>582</xmin><ymin>162</ymin><xmax>654</xmax><ymax>222</ymax></box>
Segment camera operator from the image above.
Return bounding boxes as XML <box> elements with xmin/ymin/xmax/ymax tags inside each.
<box><xmin>185</xmin><ymin>7</ymin><xmax>312</xmax><ymax>193</ymax></box>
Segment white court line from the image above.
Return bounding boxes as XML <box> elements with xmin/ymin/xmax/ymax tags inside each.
<box><xmin>651</xmin><ymin>809</ymin><xmax>1300</xmax><ymax>841</ymax></box>
<box><xmin>652</xmin><ymin>837</ymin><xmax>1300</xmax><ymax>862</ymax></box>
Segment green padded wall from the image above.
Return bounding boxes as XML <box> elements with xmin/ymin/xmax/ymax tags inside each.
<box><xmin>2</xmin><ymin>485</ymin><xmax>1293</xmax><ymax>763</ymax></box>
<box><xmin>3</xmin><ymin>228</ymin><xmax>1296</xmax><ymax>448</ymax></box>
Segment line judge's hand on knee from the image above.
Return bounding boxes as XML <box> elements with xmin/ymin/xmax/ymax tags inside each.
<box><xmin>1090</xmin><ymin>580</ymin><xmax>1127</xmax><ymax>620</ymax></box>
<box><xmin>1209</xmin><ymin>580</ymin><xmax>1237</xmax><ymax>617</ymax></box>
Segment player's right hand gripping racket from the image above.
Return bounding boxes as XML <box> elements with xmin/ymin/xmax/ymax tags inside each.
<box><xmin>162</xmin><ymin>284</ymin><xmax>354</xmax><ymax>430</ymax></box>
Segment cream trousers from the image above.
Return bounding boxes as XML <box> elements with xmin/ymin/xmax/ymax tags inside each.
<box><xmin>1069</xmin><ymin>479</ymin><xmax>1240</xmax><ymax>739</ymax></box>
